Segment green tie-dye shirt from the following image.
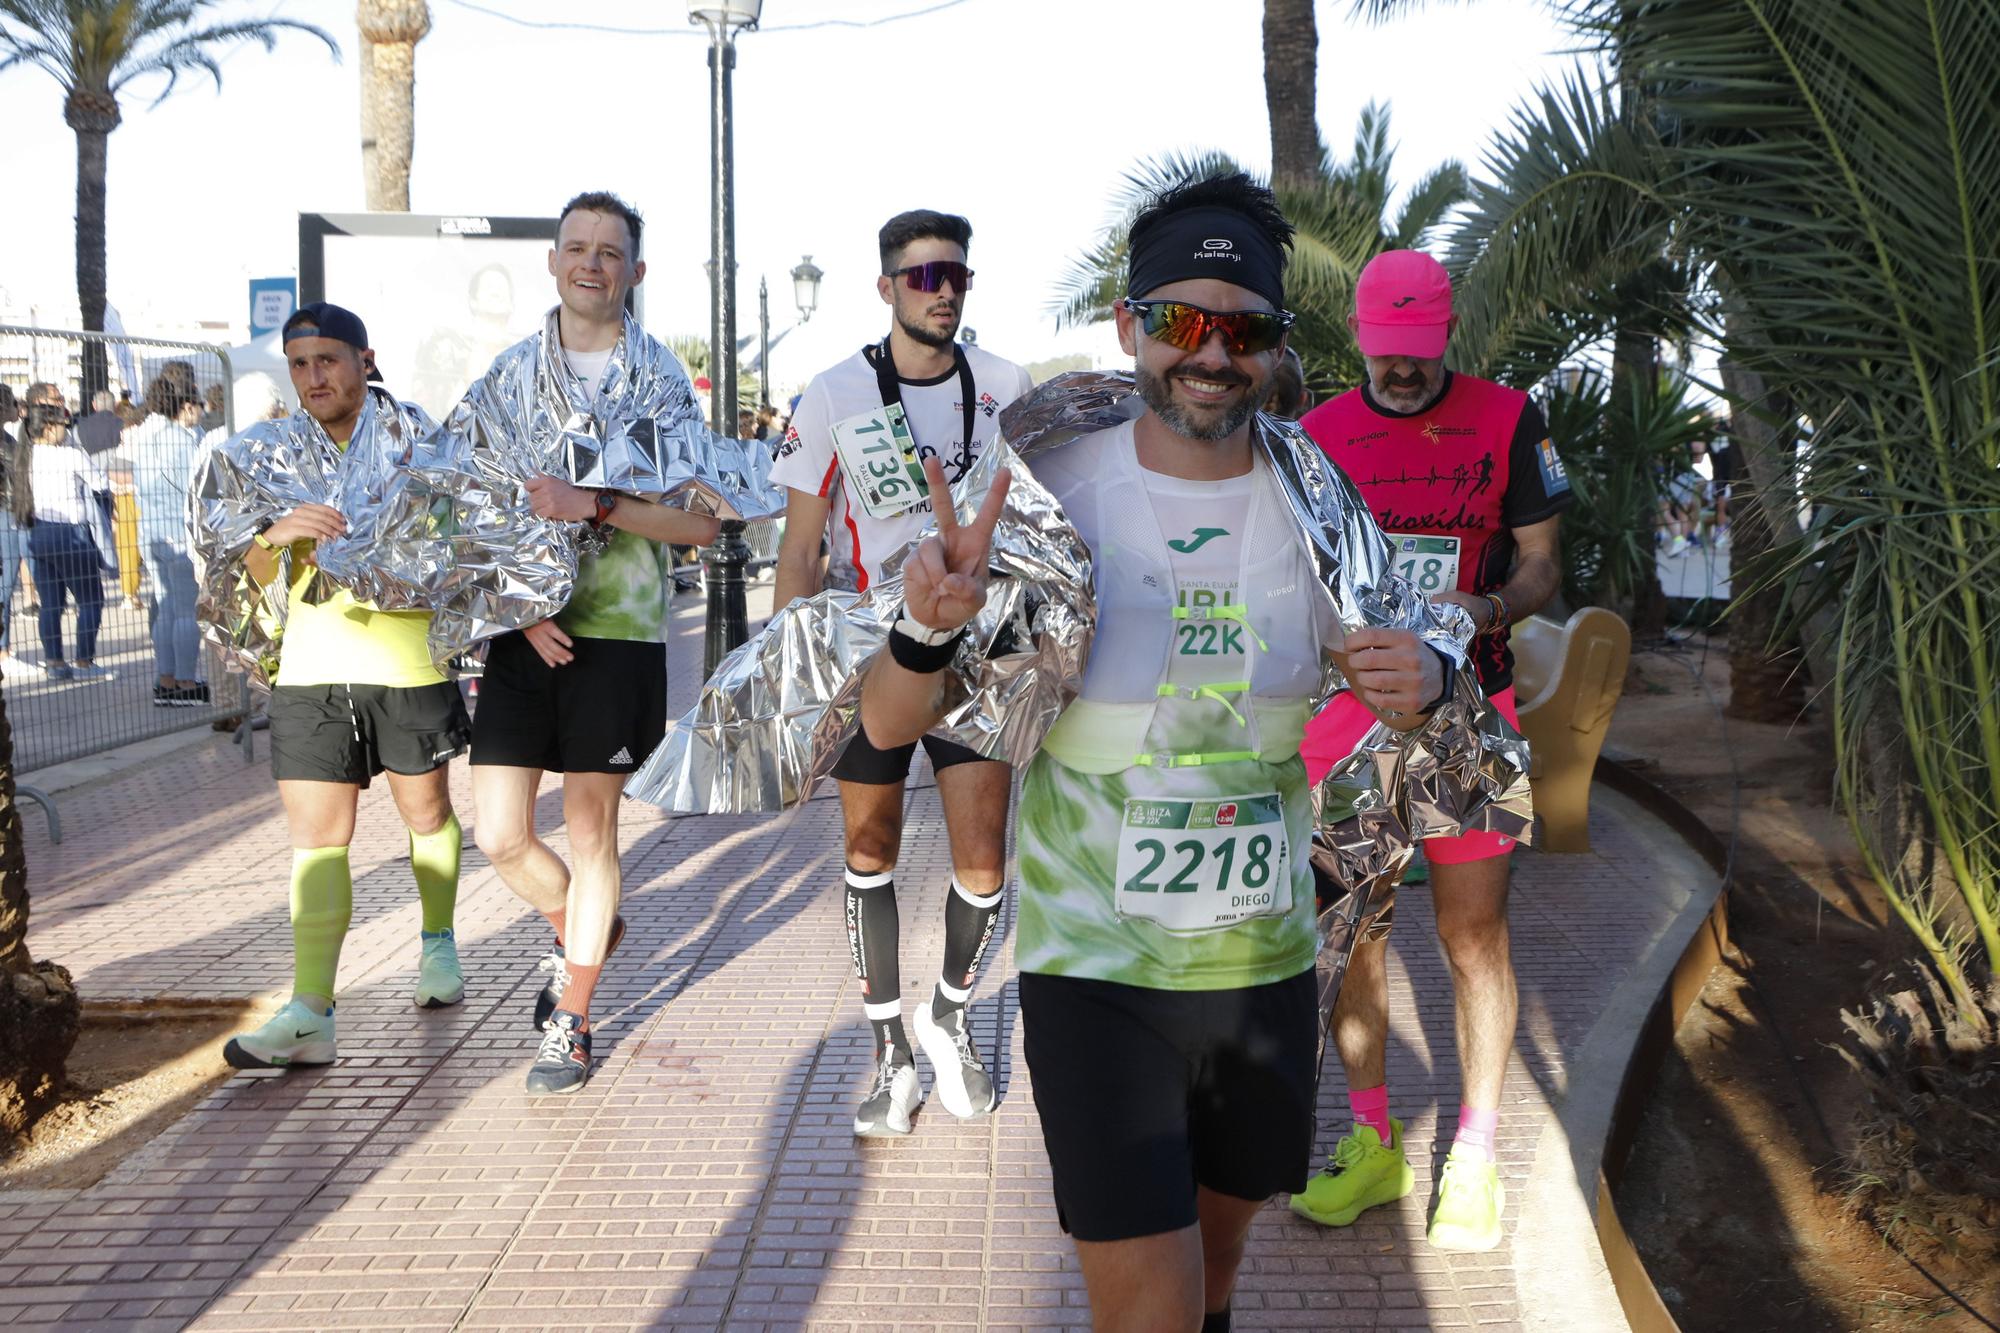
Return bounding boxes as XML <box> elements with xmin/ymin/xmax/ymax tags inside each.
<box><xmin>555</xmin><ymin>527</ymin><xmax>669</xmax><ymax>642</ymax></box>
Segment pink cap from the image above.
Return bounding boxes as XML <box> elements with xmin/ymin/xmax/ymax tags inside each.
<box><xmin>1354</xmin><ymin>249</ymin><xmax>1454</xmax><ymax>359</ymax></box>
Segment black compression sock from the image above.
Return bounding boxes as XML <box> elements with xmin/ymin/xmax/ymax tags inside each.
<box><xmin>845</xmin><ymin>866</ymin><xmax>907</xmax><ymax>1057</ymax></box>
<box><xmin>937</xmin><ymin>875</ymin><xmax>1002</xmax><ymax>1017</ymax></box>
<box><xmin>1201</xmin><ymin>1308</ymin><xmax>1231</xmax><ymax>1333</ymax></box>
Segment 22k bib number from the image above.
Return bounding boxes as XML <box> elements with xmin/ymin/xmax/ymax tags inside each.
<box><xmin>831</xmin><ymin>402</ymin><xmax>929</xmax><ymax>519</ymax></box>
<box><xmin>1390</xmin><ymin>533</ymin><xmax>1461</xmax><ymax>594</ymax></box>
<box><xmin>1114</xmin><ymin>793</ymin><xmax>1292</xmax><ymax>934</ymax></box>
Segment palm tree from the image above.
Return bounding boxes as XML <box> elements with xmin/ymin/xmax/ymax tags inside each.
<box><xmin>1262</xmin><ymin>0</ymin><xmax>1323</xmax><ymax>191</ymax></box>
<box><xmin>0</xmin><ymin>693</ymin><xmax>79</xmax><ymax>1139</ymax></box>
<box><xmin>1438</xmin><ymin>0</ymin><xmax>2000</xmax><ymax>1005</ymax></box>
<box><xmin>0</xmin><ymin>1</ymin><xmax>337</xmax><ymax>393</ymax></box>
<box><xmin>357</xmin><ymin>0</ymin><xmax>428</xmax><ymax>211</ymax></box>
<box><xmin>1051</xmin><ymin>104</ymin><xmax>1467</xmax><ymax>401</ymax></box>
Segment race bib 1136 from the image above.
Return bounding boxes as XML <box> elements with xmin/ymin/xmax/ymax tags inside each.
<box><xmin>831</xmin><ymin>402</ymin><xmax>929</xmax><ymax>519</ymax></box>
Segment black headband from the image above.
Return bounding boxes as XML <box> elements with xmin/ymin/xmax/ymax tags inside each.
<box><xmin>1127</xmin><ymin>205</ymin><xmax>1286</xmax><ymax>311</ymax></box>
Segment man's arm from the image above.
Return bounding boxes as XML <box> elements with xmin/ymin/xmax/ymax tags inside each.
<box><xmin>772</xmin><ymin>486</ymin><xmax>832</xmax><ymax>609</ymax></box>
<box><xmin>859</xmin><ymin>458</ymin><xmax>1011</xmax><ymax>750</ymax></box>
<box><xmin>1433</xmin><ymin>516</ymin><xmax>1561</xmax><ymax>633</ymax></box>
<box><xmin>242</xmin><ymin>503</ymin><xmax>346</xmax><ymax>587</ymax></box>
<box><xmin>519</xmin><ymin>475</ymin><xmax>719</xmax><ymax>546</ymax></box>
<box><xmin>598</xmin><ymin>494</ymin><xmax>720</xmax><ymax>547</ymax></box>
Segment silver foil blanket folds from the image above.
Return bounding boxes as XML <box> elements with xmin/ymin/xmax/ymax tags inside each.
<box><xmin>191</xmin><ymin>385</ymin><xmax>445</xmax><ymax>684</ymax></box>
<box><xmin>410</xmin><ymin>308</ymin><xmax>787</xmax><ymax>662</ymax></box>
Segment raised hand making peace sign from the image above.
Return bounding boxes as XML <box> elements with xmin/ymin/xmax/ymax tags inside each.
<box><xmin>901</xmin><ymin>455</ymin><xmax>1013</xmax><ymax>633</ymax></box>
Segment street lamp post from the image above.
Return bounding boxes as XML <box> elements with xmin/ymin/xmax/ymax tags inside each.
<box><xmin>757</xmin><ymin>276</ymin><xmax>770</xmax><ymax>409</ymax></box>
<box><xmin>690</xmin><ymin>0</ymin><xmax>761</xmax><ymax>677</ymax></box>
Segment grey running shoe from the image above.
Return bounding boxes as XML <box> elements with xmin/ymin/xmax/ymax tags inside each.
<box><xmin>69</xmin><ymin>663</ymin><xmax>115</xmax><ymax>682</ymax></box>
<box><xmin>853</xmin><ymin>1049</ymin><xmax>923</xmax><ymax>1137</ymax></box>
<box><xmin>526</xmin><ymin>1011</ymin><xmax>592</xmax><ymax>1095</ymax></box>
<box><xmin>913</xmin><ymin>1001</ymin><xmax>995</xmax><ymax>1118</ymax></box>
<box><xmin>531</xmin><ymin>915</ymin><xmax>625</xmax><ymax>1030</ymax></box>
<box><xmin>224</xmin><ymin>999</ymin><xmax>336</xmax><ymax>1069</ymax></box>
<box><xmin>415</xmin><ymin>928</ymin><xmax>464</xmax><ymax>1008</ymax></box>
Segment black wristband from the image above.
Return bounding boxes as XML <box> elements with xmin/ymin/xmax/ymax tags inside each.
<box><xmin>888</xmin><ymin>625</ymin><xmax>966</xmax><ymax>673</ymax></box>
<box><xmin>1420</xmin><ymin>646</ymin><xmax>1457</xmax><ymax>714</ymax></box>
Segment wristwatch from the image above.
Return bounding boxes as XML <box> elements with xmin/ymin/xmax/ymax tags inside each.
<box><xmin>893</xmin><ymin>614</ymin><xmax>960</xmax><ymax>646</ymax></box>
<box><xmin>590</xmin><ymin>490</ymin><xmax>620</xmax><ymax>528</ymax></box>
<box><xmin>252</xmin><ymin>518</ymin><xmax>278</xmax><ymax>552</ymax></box>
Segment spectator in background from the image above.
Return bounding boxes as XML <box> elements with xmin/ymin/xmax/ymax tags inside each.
<box><xmin>1708</xmin><ymin>429</ymin><xmax>1740</xmax><ymax>541</ymax></box>
<box><xmin>754</xmin><ymin>403</ymin><xmax>779</xmax><ymax>441</ymax></box>
<box><xmin>0</xmin><ymin>384</ymin><xmax>41</xmax><ymax>680</ymax></box>
<box><xmin>1263</xmin><ymin>346</ymin><xmax>1312</xmax><ymax>418</ymax></box>
<box><xmin>200</xmin><ymin>383</ymin><xmax>227</xmax><ymax>433</ymax></box>
<box><xmin>127</xmin><ymin>374</ymin><xmax>209</xmax><ymax>705</ymax></box>
<box><xmin>24</xmin><ymin>400</ymin><xmax>113</xmax><ymax>681</ymax></box>
<box><xmin>106</xmin><ymin>398</ymin><xmax>146</xmax><ymax>608</ymax></box>
<box><xmin>75</xmin><ymin>389</ymin><xmax>123</xmax><ymax>455</ymax></box>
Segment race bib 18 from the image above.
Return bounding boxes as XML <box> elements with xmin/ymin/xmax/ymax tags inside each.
<box><xmin>831</xmin><ymin>402</ymin><xmax>929</xmax><ymax>519</ymax></box>
<box><xmin>1114</xmin><ymin>792</ymin><xmax>1293</xmax><ymax>934</ymax></box>
<box><xmin>1389</xmin><ymin>533</ymin><xmax>1461</xmax><ymax>595</ymax></box>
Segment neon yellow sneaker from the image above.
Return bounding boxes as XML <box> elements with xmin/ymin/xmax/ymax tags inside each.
<box><xmin>1427</xmin><ymin>1147</ymin><xmax>1505</xmax><ymax>1251</ymax></box>
<box><xmin>1289</xmin><ymin>1119</ymin><xmax>1415</xmax><ymax>1227</ymax></box>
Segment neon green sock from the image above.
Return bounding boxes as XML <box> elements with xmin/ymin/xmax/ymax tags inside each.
<box><xmin>290</xmin><ymin>845</ymin><xmax>354</xmax><ymax>1005</ymax></box>
<box><xmin>411</xmin><ymin>811</ymin><xmax>462</xmax><ymax>934</ymax></box>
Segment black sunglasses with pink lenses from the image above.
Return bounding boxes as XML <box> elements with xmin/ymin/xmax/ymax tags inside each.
<box><xmin>888</xmin><ymin>260</ymin><xmax>974</xmax><ymax>293</ymax></box>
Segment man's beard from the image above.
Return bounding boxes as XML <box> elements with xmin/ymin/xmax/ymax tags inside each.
<box><xmin>897</xmin><ymin>304</ymin><xmax>959</xmax><ymax>349</ymax></box>
<box><xmin>1371</xmin><ymin>365</ymin><xmax>1444</xmax><ymax>413</ymax></box>
<box><xmin>1136</xmin><ymin>364</ymin><xmax>1264</xmax><ymax>442</ymax></box>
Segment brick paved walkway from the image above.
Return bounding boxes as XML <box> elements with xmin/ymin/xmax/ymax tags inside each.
<box><xmin>3</xmin><ymin>591</ymin><xmax>1712</xmax><ymax>1330</ymax></box>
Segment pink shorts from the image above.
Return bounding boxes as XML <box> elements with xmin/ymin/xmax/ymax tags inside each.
<box><xmin>1300</xmin><ymin>685</ymin><xmax>1520</xmax><ymax>865</ymax></box>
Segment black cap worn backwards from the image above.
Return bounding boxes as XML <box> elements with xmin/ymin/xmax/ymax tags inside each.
<box><xmin>283</xmin><ymin>302</ymin><xmax>382</xmax><ymax>381</ymax></box>
<box><xmin>1127</xmin><ymin>205</ymin><xmax>1287</xmax><ymax>311</ymax></box>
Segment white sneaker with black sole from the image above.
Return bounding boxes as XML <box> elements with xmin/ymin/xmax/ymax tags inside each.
<box><xmin>853</xmin><ymin>1049</ymin><xmax>923</xmax><ymax>1136</ymax></box>
<box><xmin>913</xmin><ymin>1001</ymin><xmax>996</xmax><ymax>1118</ymax></box>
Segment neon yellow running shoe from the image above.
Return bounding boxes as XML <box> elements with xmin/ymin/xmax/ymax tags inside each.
<box><xmin>1427</xmin><ymin>1147</ymin><xmax>1505</xmax><ymax>1251</ymax></box>
<box><xmin>1288</xmin><ymin>1118</ymin><xmax>1415</xmax><ymax>1227</ymax></box>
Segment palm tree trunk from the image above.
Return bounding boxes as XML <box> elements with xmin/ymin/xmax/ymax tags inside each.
<box><xmin>1719</xmin><ymin>352</ymin><xmax>1807</xmax><ymax>722</ymax></box>
<box><xmin>1612</xmin><ymin>324</ymin><xmax>1668</xmax><ymax>636</ymax></box>
<box><xmin>66</xmin><ymin>91</ymin><xmax>118</xmax><ymax>399</ymax></box>
<box><xmin>1263</xmin><ymin>0</ymin><xmax>1323</xmax><ymax>191</ymax></box>
<box><xmin>358</xmin><ymin>1</ymin><xmax>430</xmax><ymax>212</ymax></box>
<box><xmin>0</xmin><ymin>694</ymin><xmax>80</xmax><ymax>1138</ymax></box>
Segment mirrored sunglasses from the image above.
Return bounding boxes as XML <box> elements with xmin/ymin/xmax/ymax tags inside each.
<box><xmin>888</xmin><ymin>260</ymin><xmax>974</xmax><ymax>293</ymax></box>
<box><xmin>1126</xmin><ymin>299</ymin><xmax>1296</xmax><ymax>355</ymax></box>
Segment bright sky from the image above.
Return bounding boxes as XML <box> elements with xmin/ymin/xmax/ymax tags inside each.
<box><xmin>1</xmin><ymin>0</ymin><xmax>1580</xmax><ymax>394</ymax></box>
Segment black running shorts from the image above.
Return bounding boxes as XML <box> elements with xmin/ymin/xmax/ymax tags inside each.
<box><xmin>469</xmin><ymin>630</ymin><xmax>667</xmax><ymax>775</ymax></box>
<box><xmin>1018</xmin><ymin>967</ymin><xmax>1319</xmax><ymax>1242</ymax></box>
<box><xmin>269</xmin><ymin>681</ymin><xmax>472</xmax><ymax>786</ymax></box>
<box><xmin>831</xmin><ymin>725</ymin><xmax>993</xmax><ymax>785</ymax></box>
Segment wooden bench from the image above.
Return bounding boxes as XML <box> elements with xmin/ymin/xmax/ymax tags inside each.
<box><xmin>1509</xmin><ymin>607</ymin><xmax>1632</xmax><ymax>853</ymax></box>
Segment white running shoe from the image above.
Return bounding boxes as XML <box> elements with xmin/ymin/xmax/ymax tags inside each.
<box><xmin>415</xmin><ymin>929</ymin><xmax>464</xmax><ymax>1008</ymax></box>
<box><xmin>913</xmin><ymin>1001</ymin><xmax>995</xmax><ymax>1118</ymax></box>
<box><xmin>853</xmin><ymin>1050</ymin><xmax>923</xmax><ymax>1137</ymax></box>
<box><xmin>224</xmin><ymin>999</ymin><xmax>336</xmax><ymax>1069</ymax></box>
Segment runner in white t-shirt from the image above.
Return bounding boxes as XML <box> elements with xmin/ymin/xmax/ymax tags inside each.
<box><xmin>770</xmin><ymin>209</ymin><xmax>1033</xmax><ymax>1137</ymax></box>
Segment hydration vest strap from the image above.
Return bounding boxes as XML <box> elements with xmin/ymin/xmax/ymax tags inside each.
<box><xmin>1156</xmin><ymin>681</ymin><xmax>1250</xmax><ymax>726</ymax></box>
<box><xmin>1132</xmin><ymin>748</ymin><xmax>1260</xmax><ymax>769</ymax></box>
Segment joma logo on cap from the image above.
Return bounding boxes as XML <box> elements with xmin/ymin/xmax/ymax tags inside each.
<box><xmin>1202</xmin><ymin>238</ymin><xmax>1234</xmax><ymax>250</ymax></box>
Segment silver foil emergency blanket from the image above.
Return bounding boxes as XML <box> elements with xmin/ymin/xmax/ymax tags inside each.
<box><xmin>191</xmin><ymin>385</ymin><xmax>443</xmax><ymax>684</ymax></box>
<box><xmin>410</xmin><ymin>308</ymin><xmax>788</xmax><ymax>662</ymax></box>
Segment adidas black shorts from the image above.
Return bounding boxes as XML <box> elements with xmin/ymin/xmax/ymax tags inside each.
<box><xmin>469</xmin><ymin>631</ymin><xmax>667</xmax><ymax>775</ymax></box>
<box><xmin>1018</xmin><ymin>967</ymin><xmax>1318</xmax><ymax>1242</ymax></box>
<box><xmin>830</xmin><ymin>725</ymin><xmax>993</xmax><ymax>785</ymax></box>
<box><xmin>269</xmin><ymin>681</ymin><xmax>471</xmax><ymax>786</ymax></box>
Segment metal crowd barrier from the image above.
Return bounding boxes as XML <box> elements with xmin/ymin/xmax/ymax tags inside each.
<box><xmin>1</xmin><ymin>325</ymin><xmax>254</xmax><ymax>790</ymax></box>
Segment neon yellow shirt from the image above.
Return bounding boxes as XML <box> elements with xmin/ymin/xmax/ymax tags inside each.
<box><xmin>270</xmin><ymin>437</ymin><xmax>445</xmax><ymax>689</ymax></box>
